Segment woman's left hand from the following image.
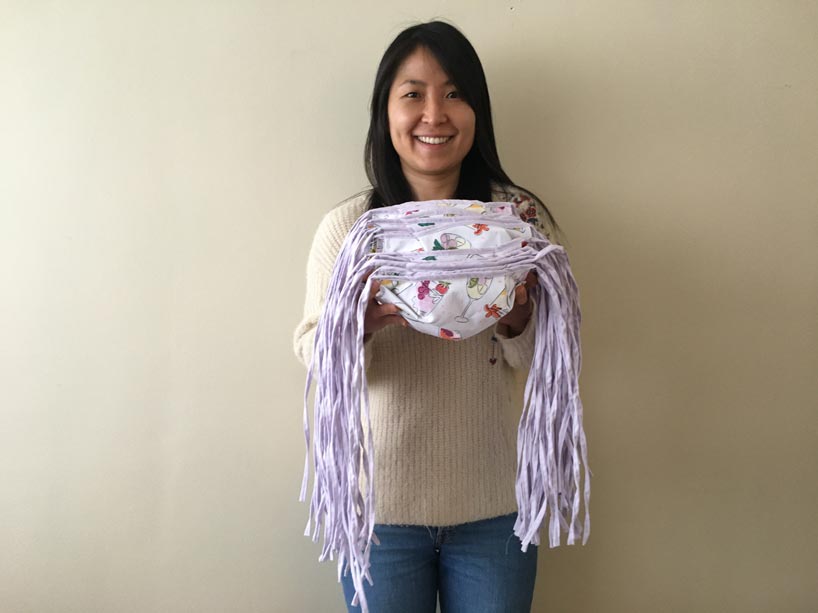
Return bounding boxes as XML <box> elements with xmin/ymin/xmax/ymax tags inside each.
<box><xmin>497</xmin><ymin>271</ymin><xmax>537</xmax><ymax>338</ymax></box>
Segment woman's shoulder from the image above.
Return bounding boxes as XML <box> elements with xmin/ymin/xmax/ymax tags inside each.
<box><xmin>336</xmin><ymin>189</ymin><xmax>372</xmax><ymax>214</ymax></box>
<box><xmin>490</xmin><ymin>183</ymin><xmax>556</xmax><ymax>241</ymax></box>
<box><xmin>331</xmin><ymin>189</ymin><xmax>371</xmax><ymax>218</ymax></box>
<box><xmin>491</xmin><ymin>183</ymin><xmax>537</xmax><ymax>217</ymax></box>
<box><xmin>310</xmin><ymin>189</ymin><xmax>372</xmax><ymax>252</ymax></box>
<box><xmin>318</xmin><ymin>189</ymin><xmax>371</xmax><ymax>230</ymax></box>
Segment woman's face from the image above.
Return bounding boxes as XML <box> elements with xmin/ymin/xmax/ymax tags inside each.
<box><xmin>387</xmin><ymin>46</ymin><xmax>476</xmax><ymax>189</ymax></box>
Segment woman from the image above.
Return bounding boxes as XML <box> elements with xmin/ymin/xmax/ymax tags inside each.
<box><xmin>294</xmin><ymin>20</ymin><xmax>562</xmax><ymax>613</ymax></box>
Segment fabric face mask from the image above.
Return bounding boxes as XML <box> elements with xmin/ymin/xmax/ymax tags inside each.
<box><xmin>372</xmin><ymin>201</ymin><xmax>531</xmax><ymax>340</ymax></box>
<box><xmin>300</xmin><ymin>199</ymin><xmax>591</xmax><ymax>613</ymax></box>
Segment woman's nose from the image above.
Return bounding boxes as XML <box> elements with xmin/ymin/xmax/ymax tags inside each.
<box><xmin>422</xmin><ymin>97</ymin><xmax>447</xmax><ymax>124</ymax></box>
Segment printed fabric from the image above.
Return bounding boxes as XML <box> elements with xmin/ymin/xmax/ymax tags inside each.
<box><xmin>373</xmin><ymin>200</ymin><xmax>531</xmax><ymax>340</ymax></box>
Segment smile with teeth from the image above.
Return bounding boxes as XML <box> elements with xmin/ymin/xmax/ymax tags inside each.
<box><xmin>415</xmin><ymin>135</ymin><xmax>454</xmax><ymax>144</ymax></box>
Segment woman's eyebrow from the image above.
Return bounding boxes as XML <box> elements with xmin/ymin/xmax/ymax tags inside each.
<box><xmin>397</xmin><ymin>79</ymin><xmax>454</xmax><ymax>87</ymax></box>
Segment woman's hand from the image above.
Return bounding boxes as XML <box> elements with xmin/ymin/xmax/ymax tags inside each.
<box><xmin>497</xmin><ymin>271</ymin><xmax>537</xmax><ymax>338</ymax></box>
<box><xmin>363</xmin><ymin>278</ymin><xmax>407</xmax><ymax>340</ymax></box>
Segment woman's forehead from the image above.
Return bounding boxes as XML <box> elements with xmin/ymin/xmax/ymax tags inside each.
<box><xmin>392</xmin><ymin>48</ymin><xmax>452</xmax><ymax>86</ymax></box>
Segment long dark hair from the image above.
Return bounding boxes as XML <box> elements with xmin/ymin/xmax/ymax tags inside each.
<box><xmin>363</xmin><ymin>20</ymin><xmax>560</xmax><ymax>235</ymax></box>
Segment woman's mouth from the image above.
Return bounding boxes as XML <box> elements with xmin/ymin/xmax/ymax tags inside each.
<box><xmin>415</xmin><ymin>135</ymin><xmax>454</xmax><ymax>145</ymax></box>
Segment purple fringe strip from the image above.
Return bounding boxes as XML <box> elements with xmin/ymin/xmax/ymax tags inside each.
<box><xmin>300</xmin><ymin>201</ymin><xmax>590</xmax><ymax>612</ymax></box>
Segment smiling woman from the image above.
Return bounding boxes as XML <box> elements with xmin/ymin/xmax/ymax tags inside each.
<box><xmin>360</xmin><ymin>22</ymin><xmax>562</xmax><ymax>224</ymax></box>
<box><xmin>386</xmin><ymin>47</ymin><xmax>476</xmax><ymax>199</ymax></box>
<box><xmin>293</xmin><ymin>20</ymin><xmax>570</xmax><ymax>613</ymax></box>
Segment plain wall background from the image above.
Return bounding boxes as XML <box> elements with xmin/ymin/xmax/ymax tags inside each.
<box><xmin>2</xmin><ymin>1</ymin><xmax>816</xmax><ymax>611</ymax></box>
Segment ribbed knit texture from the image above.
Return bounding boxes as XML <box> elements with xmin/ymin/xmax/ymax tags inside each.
<box><xmin>294</xmin><ymin>187</ymin><xmax>552</xmax><ymax>527</ymax></box>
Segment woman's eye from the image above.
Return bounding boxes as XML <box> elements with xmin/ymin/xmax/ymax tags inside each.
<box><xmin>405</xmin><ymin>92</ymin><xmax>419</xmax><ymax>98</ymax></box>
<box><xmin>446</xmin><ymin>91</ymin><xmax>460</xmax><ymax>99</ymax></box>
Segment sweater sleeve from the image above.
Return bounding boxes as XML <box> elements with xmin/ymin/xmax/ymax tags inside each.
<box><xmin>293</xmin><ymin>196</ymin><xmax>372</xmax><ymax>370</ymax></box>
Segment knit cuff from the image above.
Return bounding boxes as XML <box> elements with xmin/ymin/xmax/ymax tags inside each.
<box><xmin>495</xmin><ymin>299</ymin><xmax>537</xmax><ymax>369</ymax></box>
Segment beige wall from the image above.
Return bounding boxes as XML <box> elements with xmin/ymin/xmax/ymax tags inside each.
<box><xmin>2</xmin><ymin>1</ymin><xmax>816</xmax><ymax>612</ymax></box>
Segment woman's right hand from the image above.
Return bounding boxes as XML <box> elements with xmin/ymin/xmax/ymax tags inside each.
<box><xmin>363</xmin><ymin>279</ymin><xmax>407</xmax><ymax>338</ymax></box>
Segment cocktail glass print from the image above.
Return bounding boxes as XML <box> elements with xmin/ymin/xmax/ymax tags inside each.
<box><xmin>436</xmin><ymin>232</ymin><xmax>470</xmax><ymax>250</ymax></box>
<box><xmin>455</xmin><ymin>277</ymin><xmax>492</xmax><ymax>323</ymax></box>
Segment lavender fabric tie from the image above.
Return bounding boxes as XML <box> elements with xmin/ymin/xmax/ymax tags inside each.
<box><xmin>300</xmin><ymin>200</ymin><xmax>591</xmax><ymax>612</ymax></box>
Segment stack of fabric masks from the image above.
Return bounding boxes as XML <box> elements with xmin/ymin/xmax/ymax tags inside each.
<box><xmin>300</xmin><ymin>199</ymin><xmax>590</xmax><ymax>611</ymax></box>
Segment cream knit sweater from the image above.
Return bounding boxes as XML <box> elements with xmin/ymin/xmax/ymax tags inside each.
<box><xmin>293</xmin><ymin>186</ymin><xmax>556</xmax><ymax>526</ymax></box>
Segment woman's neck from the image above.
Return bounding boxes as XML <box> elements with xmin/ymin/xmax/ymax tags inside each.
<box><xmin>403</xmin><ymin>167</ymin><xmax>460</xmax><ymax>201</ymax></box>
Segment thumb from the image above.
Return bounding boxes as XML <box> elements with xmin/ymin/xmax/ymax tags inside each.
<box><xmin>515</xmin><ymin>284</ymin><xmax>528</xmax><ymax>305</ymax></box>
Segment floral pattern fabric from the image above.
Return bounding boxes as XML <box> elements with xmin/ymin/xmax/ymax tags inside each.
<box><xmin>373</xmin><ymin>200</ymin><xmax>534</xmax><ymax>340</ymax></box>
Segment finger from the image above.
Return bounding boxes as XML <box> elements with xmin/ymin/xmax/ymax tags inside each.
<box><xmin>525</xmin><ymin>271</ymin><xmax>537</xmax><ymax>288</ymax></box>
<box><xmin>515</xmin><ymin>284</ymin><xmax>528</xmax><ymax>305</ymax></box>
<box><xmin>383</xmin><ymin>314</ymin><xmax>408</xmax><ymax>328</ymax></box>
<box><xmin>374</xmin><ymin>303</ymin><xmax>401</xmax><ymax>316</ymax></box>
<box><xmin>368</xmin><ymin>279</ymin><xmax>381</xmax><ymax>300</ymax></box>
<box><xmin>368</xmin><ymin>313</ymin><xmax>407</xmax><ymax>334</ymax></box>
<box><xmin>366</xmin><ymin>303</ymin><xmax>400</xmax><ymax>325</ymax></box>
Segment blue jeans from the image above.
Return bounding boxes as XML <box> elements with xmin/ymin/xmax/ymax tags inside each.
<box><xmin>340</xmin><ymin>512</ymin><xmax>538</xmax><ymax>612</ymax></box>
